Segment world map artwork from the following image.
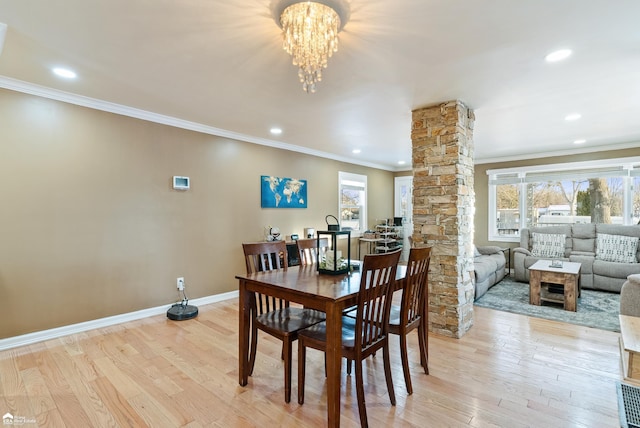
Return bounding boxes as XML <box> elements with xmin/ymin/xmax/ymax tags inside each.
<box><xmin>261</xmin><ymin>176</ymin><xmax>308</xmax><ymax>208</ymax></box>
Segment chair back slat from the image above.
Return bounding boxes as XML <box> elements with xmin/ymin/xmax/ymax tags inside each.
<box><xmin>243</xmin><ymin>241</ymin><xmax>288</xmax><ymax>274</ymax></box>
<box><xmin>242</xmin><ymin>241</ymin><xmax>289</xmax><ymax>315</ymax></box>
<box><xmin>355</xmin><ymin>250</ymin><xmax>401</xmax><ymax>350</ymax></box>
<box><xmin>296</xmin><ymin>238</ymin><xmax>329</xmax><ymax>266</ymax></box>
<box><xmin>402</xmin><ymin>247</ymin><xmax>431</xmax><ymax>325</ymax></box>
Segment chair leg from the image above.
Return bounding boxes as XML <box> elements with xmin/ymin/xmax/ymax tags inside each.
<box><xmin>418</xmin><ymin>322</ymin><xmax>429</xmax><ymax>374</ymax></box>
<box><xmin>283</xmin><ymin>338</ymin><xmax>292</xmax><ymax>403</ymax></box>
<box><xmin>324</xmin><ymin>354</ymin><xmax>326</xmax><ymax>377</ymax></box>
<box><xmin>399</xmin><ymin>333</ymin><xmax>413</xmax><ymax>394</ymax></box>
<box><xmin>382</xmin><ymin>342</ymin><xmax>396</xmax><ymax>406</ymax></box>
<box><xmin>354</xmin><ymin>359</ymin><xmax>368</xmax><ymax>428</ymax></box>
<box><xmin>297</xmin><ymin>340</ymin><xmax>306</xmax><ymax>405</ymax></box>
<box><xmin>249</xmin><ymin>323</ymin><xmax>258</xmax><ymax>376</ymax></box>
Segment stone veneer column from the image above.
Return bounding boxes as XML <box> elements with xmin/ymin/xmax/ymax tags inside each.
<box><xmin>411</xmin><ymin>100</ymin><xmax>475</xmax><ymax>338</ymax></box>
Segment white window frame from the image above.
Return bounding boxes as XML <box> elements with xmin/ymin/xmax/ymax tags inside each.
<box><xmin>338</xmin><ymin>171</ymin><xmax>367</xmax><ymax>236</ymax></box>
<box><xmin>394</xmin><ymin>176</ymin><xmax>413</xmax><ymax>224</ymax></box>
<box><xmin>487</xmin><ymin>156</ymin><xmax>640</xmax><ymax>242</ymax></box>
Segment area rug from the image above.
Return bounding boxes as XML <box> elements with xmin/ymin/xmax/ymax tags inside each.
<box><xmin>474</xmin><ymin>276</ymin><xmax>621</xmax><ymax>332</ymax></box>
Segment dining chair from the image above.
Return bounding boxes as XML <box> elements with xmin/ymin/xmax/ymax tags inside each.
<box><xmin>242</xmin><ymin>241</ymin><xmax>325</xmax><ymax>403</ymax></box>
<box><xmin>297</xmin><ymin>249</ymin><xmax>401</xmax><ymax>428</ymax></box>
<box><xmin>295</xmin><ymin>237</ymin><xmax>329</xmax><ymax>266</ymax></box>
<box><xmin>388</xmin><ymin>246</ymin><xmax>431</xmax><ymax>394</ymax></box>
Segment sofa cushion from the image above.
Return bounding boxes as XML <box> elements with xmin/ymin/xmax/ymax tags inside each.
<box><xmin>474</xmin><ymin>257</ymin><xmax>498</xmax><ymax>283</ymax></box>
<box><xmin>571</xmin><ymin>224</ymin><xmax>596</xmax><ymax>253</ymax></box>
<box><xmin>597</xmin><ymin>224</ymin><xmax>640</xmax><ymax>238</ymax></box>
<box><xmin>595</xmin><ymin>233</ymin><xmax>639</xmax><ymax>263</ymax></box>
<box><xmin>594</xmin><ymin>259</ymin><xmax>640</xmax><ymax>278</ymax></box>
<box><xmin>572</xmin><ymin>223</ymin><xmax>596</xmax><ymax>239</ymax></box>
<box><xmin>569</xmin><ymin>254</ymin><xmax>594</xmax><ymax>274</ymax></box>
<box><xmin>531</xmin><ymin>232</ymin><xmax>566</xmax><ymax>258</ymax></box>
<box><xmin>572</xmin><ymin>237</ymin><xmax>595</xmax><ymax>253</ymax></box>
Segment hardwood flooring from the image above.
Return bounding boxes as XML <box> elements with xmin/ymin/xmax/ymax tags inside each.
<box><xmin>0</xmin><ymin>301</ymin><xmax>622</xmax><ymax>427</ymax></box>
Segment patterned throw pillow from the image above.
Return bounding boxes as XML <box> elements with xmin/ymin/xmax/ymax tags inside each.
<box><xmin>595</xmin><ymin>233</ymin><xmax>639</xmax><ymax>263</ymax></box>
<box><xmin>531</xmin><ymin>233</ymin><xmax>566</xmax><ymax>258</ymax></box>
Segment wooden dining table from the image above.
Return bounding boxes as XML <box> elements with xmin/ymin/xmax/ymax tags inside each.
<box><xmin>236</xmin><ymin>263</ymin><xmax>406</xmax><ymax>428</ymax></box>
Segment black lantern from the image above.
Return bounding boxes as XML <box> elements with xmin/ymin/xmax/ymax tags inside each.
<box><xmin>317</xmin><ymin>230</ymin><xmax>351</xmax><ymax>275</ymax></box>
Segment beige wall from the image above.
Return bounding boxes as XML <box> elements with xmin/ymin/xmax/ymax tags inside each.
<box><xmin>474</xmin><ymin>147</ymin><xmax>640</xmax><ymax>250</ymax></box>
<box><xmin>0</xmin><ymin>89</ymin><xmax>395</xmax><ymax>338</ymax></box>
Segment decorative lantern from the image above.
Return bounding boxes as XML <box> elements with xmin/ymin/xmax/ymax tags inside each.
<box><xmin>317</xmin><ymin>230</ymin><xmax>351</xmax><ymax>274</ymax></box>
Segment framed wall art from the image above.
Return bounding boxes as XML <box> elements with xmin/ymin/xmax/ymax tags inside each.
<box><xmin>261</xmin><ymin>175</ymin><xmax>307</xmax><ymax>208</ymax></box>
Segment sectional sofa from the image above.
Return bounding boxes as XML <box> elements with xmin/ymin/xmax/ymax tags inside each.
<box><xmin>473</xmin><ymin>245</ymin><xmax>506</xmax><ymax>299</ymax></box>
<box><xmin>514</xmin><ymin>223</ymin><xmax>640</xmax><ymax>292</ymax></box>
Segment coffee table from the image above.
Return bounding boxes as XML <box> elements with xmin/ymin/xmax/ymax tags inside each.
<box><xmin>619</xmin><ymin>314</ymin><xmax>640</xmax><ymax>384</ymax></box>
<box><xmin>528</xmin><ymin>260</ymin><xmax>581</xmax><ymax>312</ymax></box>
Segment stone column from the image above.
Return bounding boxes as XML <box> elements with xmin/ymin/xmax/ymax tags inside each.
<box><xmin>411</xmin><ymin>100</ymin><xmax>475</xmax><ymax>338</ymax></box>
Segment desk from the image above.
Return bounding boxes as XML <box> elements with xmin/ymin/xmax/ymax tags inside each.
<box><xmin>285</xmin><ymin>242</ymin><xmax>299</xmax><ymax>266</ymax></box>
<box><xmin>236</xmin><ymin>264</ymin><xmax>406</xmax><ymax>427</ymax></box>
<box><xmin>358</xmin><ymin>237</ymin><xmax>381</xmax><ymax>259</ymax></box>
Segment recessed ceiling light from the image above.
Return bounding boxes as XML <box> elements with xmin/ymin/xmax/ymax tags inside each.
<box><xmin>545</xmin><ymin>49</ymin><xmax>572</xmax><ymax>63</ymax></box>
<box><xmin>573</xmin><ymin>139</ymin><xmax>586</xmax><ymax>144</ymax></box>
<box><xmin>565</xmin><ymin>113</ymin><xmax>582</xmax><ymax>121</ymax></box>
<box><xmin>270</xmin><ymin>127</ymin><xmax>282</xmax><ymax>135</ymax></box>
<box><xmin>398</xmin><ymin>161</ymin><xmax>406</xmax><ymax>165</ymax></box>
<box><xmin>52</xmin><ymin>67</ymin><xmax>77</xmax><ymax>79</ymax></box>
<box><xmin>352</xmin><ymin>149</ymin><xmax>361</xmax><ymax>154</ymax></box>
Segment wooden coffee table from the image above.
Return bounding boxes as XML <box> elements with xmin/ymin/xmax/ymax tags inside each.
<box><xmin>529</xmin><ymin>260</ymin><xmax>581</xmax><ymax>312</ymax></box>
<box><xmin>620</xmin><ymin>314</ymin><xmax>640</xmax><ymax>384</ymax></box>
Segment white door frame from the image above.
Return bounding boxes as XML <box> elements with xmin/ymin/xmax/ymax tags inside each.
<box><xmin>394</xmin><ymin>176</ymin><xmax>413</xmax><ymax>261</ymax></box>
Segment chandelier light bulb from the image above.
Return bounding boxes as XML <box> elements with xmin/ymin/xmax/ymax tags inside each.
<box><xmin>280</xmin><ymin>1</ymin><xmax>342</xmax><ymax>93</ymax></box>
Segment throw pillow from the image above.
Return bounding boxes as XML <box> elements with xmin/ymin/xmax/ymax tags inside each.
<box><xmin>595</xmin><ymin>233</ymin><xmax>639</xmax><ymax>263</ymax></box>
<box><xmin>531</xmin><ymin>233</ymin><xmax>566</xmax><ymax>258</ymax></box>
<box><xmin>474</xmin><ymin>245</ymin><xmax>481</xmax><ymax>257</ymax></box>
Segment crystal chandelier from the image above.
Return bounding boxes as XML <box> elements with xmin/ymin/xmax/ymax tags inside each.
<box><xmin>279</xmin><ymin>1</ymin><xmax>343</xmax><ymax>93</ymax></box>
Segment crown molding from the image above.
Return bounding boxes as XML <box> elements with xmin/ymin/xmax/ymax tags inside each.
<box><xmin>0</xmin><ymin>75</ymin><xmax>395</xmax><ymax>171</ymax></box>
<box><xmin>475</xmin><ymin>141</ymin><xmax>640</xmax><ymax>165</ymax></box>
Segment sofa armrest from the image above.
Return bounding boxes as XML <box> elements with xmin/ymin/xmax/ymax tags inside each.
<box><xmin>621</xmin><ymin>274</ymin><xmax>640</xmax><ymax>316</ymax></box>
<box><xmin>513</xmin><ymin>247</ymin><xmax>531</xmax><ymax>282</ymax></box>
<box><xmin>476</xmin><ymin>245</ymin><xmax>503</xmax><ymax>256</ymax></box>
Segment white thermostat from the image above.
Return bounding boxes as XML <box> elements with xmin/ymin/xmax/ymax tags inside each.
<box><xmin>173</xmin><ymin>176</ymin><xmax>190</xmax><ymax>190</ymax></box>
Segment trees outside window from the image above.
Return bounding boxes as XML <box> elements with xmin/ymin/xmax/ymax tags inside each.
<box><xmin>488</xmin><ymin>158</ymin><xmax>640</xmax><ymax>241</ymax></box>
<box><xmin>339</xmin><ymin>172</ymin><xmax>367</xmax><ymax>233</ymax></box>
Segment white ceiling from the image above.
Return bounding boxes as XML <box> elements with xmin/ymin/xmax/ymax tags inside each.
<box><xmin>0</xmin><ymin>0</ymin><xmax>639</xmax><ymax>171</ymax></box>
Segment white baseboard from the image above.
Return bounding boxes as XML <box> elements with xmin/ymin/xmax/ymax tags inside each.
<box><xmin>0</xmin><ymin>291</ymin><xmax>239</xmax><ymax>351</ymax></box>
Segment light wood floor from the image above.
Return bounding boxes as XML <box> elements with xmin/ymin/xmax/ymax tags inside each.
<box><xmin>0</xmin><ymin>301</ymin><xmax>622</xmax><ymax>427</ymax></box>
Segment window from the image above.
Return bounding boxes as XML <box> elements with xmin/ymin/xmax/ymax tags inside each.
<box><xmin>394</xmin><ymin>176</ymin><xmax>413</xmax><ymax>224</ymax></box>
<box><xmin>487</xmin><ymin>157</ymin><xmax>640</xmax><ymax>241</ymax></box>
<box><xmin>339</xmin><ymin>172</ymin><xmax>367</xmax><ymax>234</ymax></box>
<box><xmin>634</xmin><ymin>175</ymin><xmax>640</xmax><ymax>221</ymax></box>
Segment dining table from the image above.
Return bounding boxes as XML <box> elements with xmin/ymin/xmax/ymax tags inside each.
<box><xmin>236</xmin><ymin>263</ymin><xmax>407</xmax><ymax>428</ymax></box>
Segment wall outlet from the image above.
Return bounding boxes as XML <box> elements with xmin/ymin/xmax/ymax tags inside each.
<box><xmin>177</xmin><ymin>277</ymin><xmax>185</xmax><ymax>290</ymax></box>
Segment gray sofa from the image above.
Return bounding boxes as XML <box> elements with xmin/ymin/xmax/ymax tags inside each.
<box><xmin>514</xmin><ymin>223</ymin><xmax>640</xmax><ymax>293</ymax></box>
<box><xmin>474</xmin><ymin>246</ymin><xmax>506</xmax><ymax>299</ymax></box>
<box><xmin>621</xmin><ymin>274</ymin><xmax>640</xmax><ymax>316</ymax></box>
